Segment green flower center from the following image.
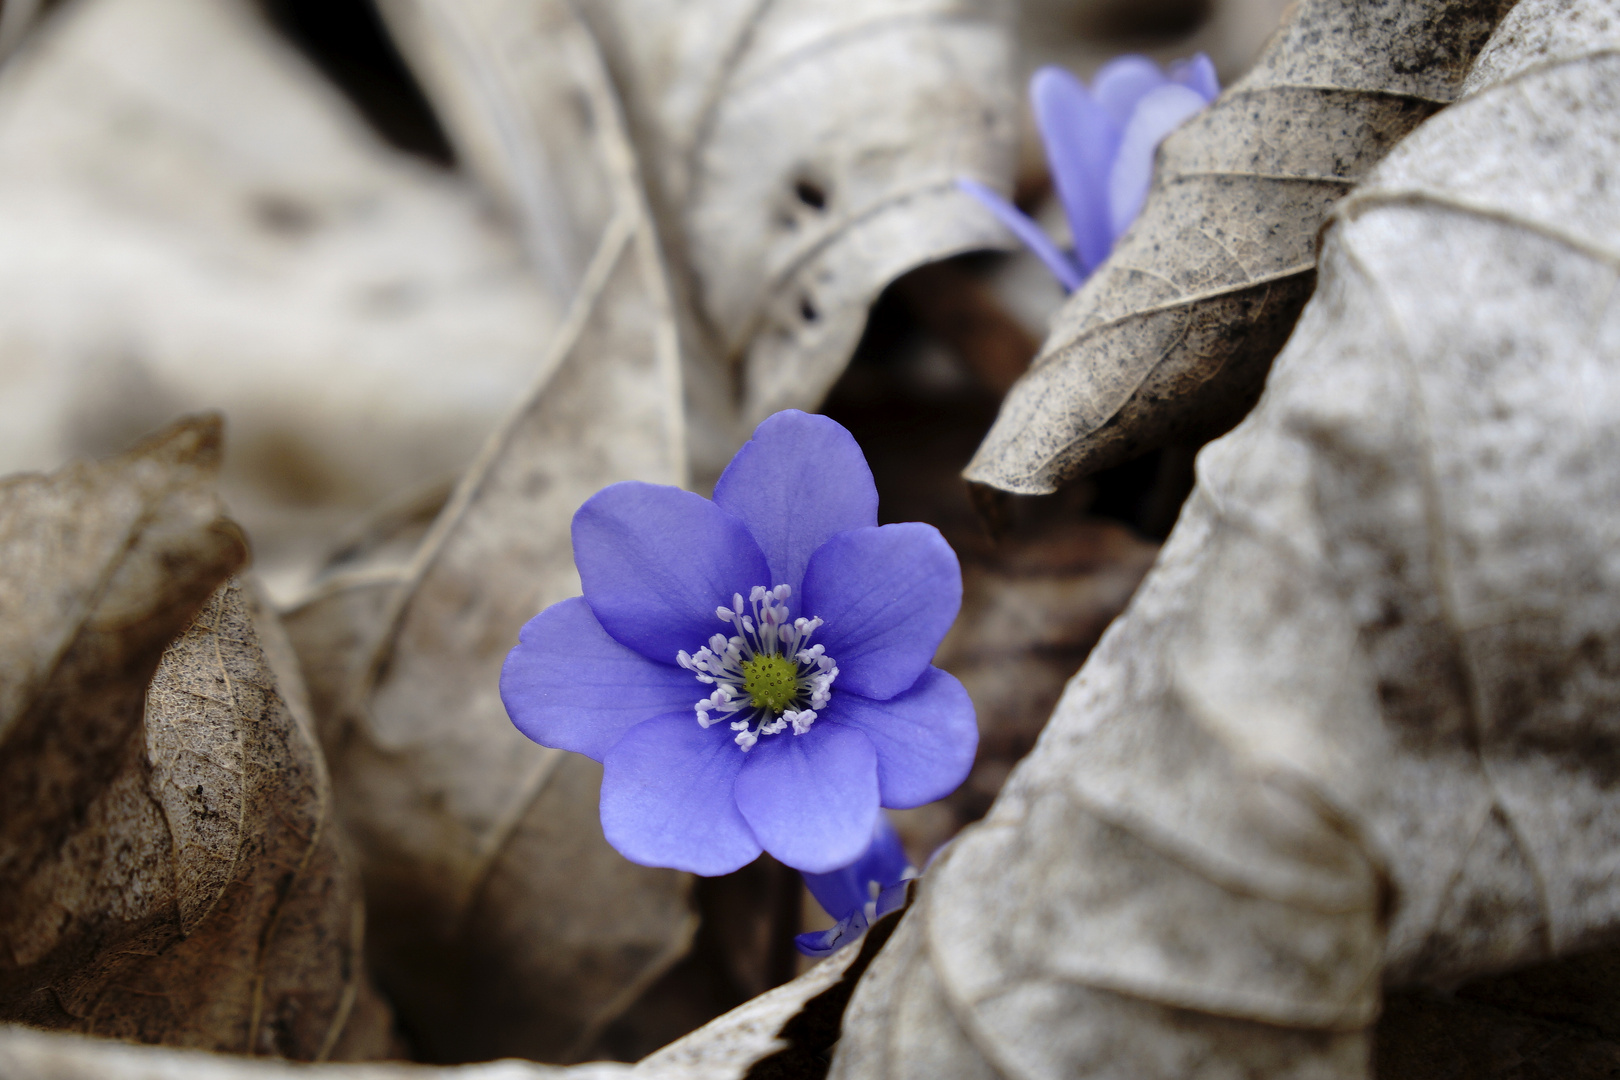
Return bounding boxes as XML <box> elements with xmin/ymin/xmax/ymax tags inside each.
<box><xmin>741</xmin><ymin>653</ymin><xmax>799</xmax><ymax>714</ymax></box>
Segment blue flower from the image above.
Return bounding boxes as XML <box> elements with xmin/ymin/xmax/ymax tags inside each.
<box><xmin>960</xmin><ymin>54</ymin><xmax>1220</xmax><ymax>291</ymax></box>
<box><xmin>795</xmin><ymin>813</ymin><xmax>914</xmax><ymax>958</ymax></box>
<box><xmin>500</xmin><ymin>410</ymin><xmax>978</xmax><ymax>876</ymax></box>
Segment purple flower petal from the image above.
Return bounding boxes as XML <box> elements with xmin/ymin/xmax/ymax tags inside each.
<box><xmin>956</xmin><ymin>178</ymin><xmax>1083</xmax><ymax>291</ymax></box>
<box><xmin>601</xmin><ymin>713</ymin><xmax>761</xmax><ymax>875</ymax></box>
<box><xmin>1030</xmin><ymin>66</ymin><xmax>1118</xmax><ymax>276</ymax></box>
<box><xmin>802</xmin><ymin>812</ymin><xmax>911</xmax><ymax>921</ymax></box>
<box><xmin>830</xmin><ymin>667</ymin><xmax>977</xmax><ymax>808</ymax></box>
<box><xmin>1091</xmin><ymin>54</ymin><xmax>1170</xmax><ymax>126</ymax></box>
<box><xmin>795</xmin><ymin>908</ymin><xmax>869</xmax><ymax>959</ymax></box>
<box><xmin>501</xmin><ymin>597</ymin><xmax>698</xmax><ymax>762</ymax></box>
<box><xmin>712</xmin><ymin>411</ymin><xmax>878</xmax><ymax>598</ymax></box>
<box><xmin>734</xmin><ymin>723</ymin><xmax>878</xmax><ymax>873</ymax></box>
<box><xmin>800</xmin><ymin>523</ymin><xmax>961</xmax><ymax>700</ymax></box>
<box><xmin>1169</xmin><ymin>52</ymin><xmax>1220</xmax><ymax>103</ymax></box>
<box><xmin>573</xmin><ymin>481</ymin><xmax>771</xmax><ymax>664</ymax></box>
<box><xmin>794</xmin><ymin>877</ymin><xmax>911</xmax><ymax>958</ymax></box>
<box><xmin>1107</xmin><ymin>82</ymin><xmax>1210</xmax><ymax>240</ymax></box>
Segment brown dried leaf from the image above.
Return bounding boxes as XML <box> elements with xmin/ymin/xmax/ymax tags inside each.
<box><xmin>0</xmin><ymin>1024</ymin><xmax>635</xmax><ymax>1079</ymax></box>
<box><xmin>964</xmin><ymin>0</ymin><xmax>1515</xmax><ymax>495</ymax></box>
<box><xmin>283</xmin><ymin>1</ymin><xmax>695</xmax><ymax>1062</ymax></box>
<box><xmin>0</xmin><ymin>419</ymin><xmax>394</xmax><ymax>1058</ymax></box>
<box><xmin>0</xmin><ymin>918</ymin><xmax>888</xmax><ymax>1080</ymax></box>
<box><xmin>835</xmin><ymin>3</ymin><xmax>1620</xmax><ymax>1076</ymax></box>
<box><xmin>0</xmin><ymin>905</ymin><xmax>897</xmax><ymax>1077</ymax></box>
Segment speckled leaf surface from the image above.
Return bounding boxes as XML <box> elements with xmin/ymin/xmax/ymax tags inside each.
<box><xmin>283</xmin><ymin>0</ymin><xmax>695</xmax><ymax>1062</ymax></box>
<box><xmin>834</xmin><ymin>3</ymin><xmax>1620</xmax><ymax>1076</ymax></box>
<box><xmin>964</xmin><ymin>0</ymin><xmax>1516</xmax><ymax>495</ymax></box>
<box><xmin>0</xmin><ymin>420</ymin><xmax>395</xmax><ymax>1059</ymax></box>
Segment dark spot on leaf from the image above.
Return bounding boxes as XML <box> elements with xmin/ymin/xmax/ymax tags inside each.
<box><xmin>794</xmin><ymin>179</ymin><xmax>828</xmax><ymax>211</ymax></box>
<box><xmin>800</xmin><ymin>297</ymin><xmax>819</xmax><ymax>323</ymax></box>
<box><xmin>252</xmin><ymin>194</ymin><xmax>319</xmax><ymax>237</ymax></box>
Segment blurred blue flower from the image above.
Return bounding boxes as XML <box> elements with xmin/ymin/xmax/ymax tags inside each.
<box><xmin>960</xmin><ymin>54</ymin><xmax>1220</xmax><ymax>291</ymax></box>
<box><xmin>500</xmin><ymin>410</ymin><xmax>978</xmax><ymax>876</ymax></box>
<box><xmin>795</xmin><ymin>813</ymin><xmax>914</xmax><ymax>958</ymax></box>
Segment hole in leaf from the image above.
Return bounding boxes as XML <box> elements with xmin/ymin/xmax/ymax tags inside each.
<box><xmin>793</xmin><ymin>179</ymin><xmax>828</xmax><ymax>211</ymax></box>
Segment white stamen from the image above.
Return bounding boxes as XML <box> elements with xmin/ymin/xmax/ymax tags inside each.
<box><xmin>675</xmin><ymin>582</ymin><xmax>840</xmax><ymax>751</ymax></box>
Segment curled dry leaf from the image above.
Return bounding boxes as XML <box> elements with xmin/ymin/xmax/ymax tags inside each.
<box><xmin>834</xmin><ymin>3</ymin><xmax>1620</xmax><ymax>1077</ymax></box>
<box><xmin>964</xmin><ymin>0</ymin><xmax>1516</xmax><ymax>495</ymax></box>
<box><xmin>0</xmin><ymin>0</ymin><xmax>560</xmax><ymax>601</ymax></box>
<box><xmin>0</xmin><ymin>418</ymin><xmax>395</xmax><ymax>1059</ymax></box>
<box><xmin>558</xmin><ymin>0</ymin><xmax>1019</xmax><ymax>474</ymax></box>
<box><xmin>284</xmin><ymin>0</ymin><xmax>695</xmax><ymax>1062</ymax></box>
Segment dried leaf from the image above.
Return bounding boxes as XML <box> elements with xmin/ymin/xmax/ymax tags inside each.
<box><xmin>0</xmin><ymin>421</ymin><xmax>248</xmax><ymax>1012</ymax></box>
<box><xmin>0</xmin><ymin>1024</ymin><xmax>635</xmax><ymax>1079</ymax></box>
<box><xmin>283</xmin><ymin>1</ymin><xmax>695</xmax><ymax>1062</ymax></box>
<box><xmin>964</xmin><ymin>0</ymin><xmax>1515</xmax><ymax>495</ymax></box>
<box><xmin>835</xmin><ymin>3</ymin><xmax>1620</xmax><ymax>1076</ymax></box>
<box><xmin>392</xmin><ymin>0</ymin><xmax>1010</xmax><ymax>472</ymax></box>
<box><xmin>640</xmin><ymin>903</ymin><xmax>907</xmax><ymax>1080</ymax></box>
<box><xmin>0</xmin><ymin>0</ymin><xmax>561</xmax><ymax>600</ymax></box>
<box><xmin>0</xmin><ymin>918</ymin><xmax>891</xmax><ymax>1080</ymax></box>
<box><xmin>0</xmin><ymin>419</ymin><xmax>394</xmax><ymax>1058</ymax></box>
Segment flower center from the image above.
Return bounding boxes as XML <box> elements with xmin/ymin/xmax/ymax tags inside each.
<box><xmin>741</xmin><ymin>654</ymin><xmax>798</xmax><ymax>714</ymax></box>
<box><xmin>675</xmin><ymin>583</ymin><xmax>839</xmax><ymax>751</ymax></box>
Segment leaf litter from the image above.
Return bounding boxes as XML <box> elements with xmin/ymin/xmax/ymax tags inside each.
<box><xmin>0</xmin><ymin>416</ymin><xmax>395</xmax><ymax>1059</ymax></box>
<box><xmin>0</xmin><ymin>0</ymin><xmax>563</xmax><ymax>602</ymax></box>
<box><xmin>964</xmin><ymin>0</ymin><xmax>1517</xmax><ymax>496</ymax></box>
<box><xmin>569</xmin><ymin>0</ymin><xmax>1020</xmax><ymax>478</ymax></box>
<box><xmin>10</xmin><ymin>0</ymin><xmax>1619</xmax><ymax>1076</ymax></box>
<box><xmin>835</xmin><ymin>2</ymin><xmax>1620</xmax><ymax>1076</ymax></box>
<box><xmin>284</xmin><ymin>0</ymin><xmax>695</xmax><ymax>1062</ymax></box>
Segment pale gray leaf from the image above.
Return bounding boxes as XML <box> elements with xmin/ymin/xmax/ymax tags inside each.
<box><xmin>283</xmin><ymin>1</ymin><xmax>695</xmax><ymax>1062</ymax></box>
<box><xmin>0</xmin><ymin>0</ymin><xmax>561</xmax><ymax>601</ymax></box>
<box><xmin>964</xmin><ymin>0</ymin><xmax>1514</xmax><ymax>496</ymax></box>
<box><xmin>835</xmin><ymin>3</ymin><xmax>1620</xmax><ymax>1076</ymax></box>
<box><xmin>565</xmin><ymin>0</ymin><xmax>1019</xmax><ymax>475</ymax></box>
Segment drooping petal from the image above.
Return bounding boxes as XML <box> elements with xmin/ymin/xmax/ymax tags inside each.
<box><xmin>734</xmin><ymin>723</ymin><xmax>878</xmax><ymax>873</ymax></box>
<box><xmin>800</xmin><ymin>523</ymin><xmax>961</xmax><ymax>700</ymax></box>
<box><xmin>956</xmin><ymin>178</ymin><xmax>1084</xmax><ymax>292</ymax></box>
<box><xmin>1169</xmin><ymin>52</ymin><xmax>1220</xmax><ymax>103</ymax></box>
<box><xmin>795</xmin><ymin>907</ymin><xmax>869</xmax><ymax>959</ymax></box>
<box><xmin>573</xmin><ymin>481</ymin><xmax>770</xmax><ymax>663</ymax></box>
<box><xmin>794</xmin><ymin>877</ymin><xmax>911</xmax><ymax>958</ymax></box>
<box><xmin>712</xmin><ymin>410</ymin><xmax>878</xmax><ymax>597</ymax></box>
<box><xmin>1030</xmin><ymin>66</ymin><xmax>1118</xmax><ymax>276</ymax></box>
<box><xmin>1090</xmin><ymin>54</ymin><xmax>1169</xmax><ymax>126</ymax></box>
<box><xmin>601</xmin><ymin>712</ymin><xmax>761</xmax><ymax>875</ymax></box>
<box><xmin>802</xmin><ymin>811</ymin><xmax>912</xmax><ymax>921</ymax></box>
<box><xmin>830</xmin><ymin>667</ymin><xmax>977</xmax><ymax>808</ymax></box>
<box><xmin>501</xmin><ymin>597</ymin><xmax>699</xmax><ymax>762</ymax></box>
<box><xmin>1107</xmin><ymin>82</ymin><xmax>1210</xmax><ymax>240</ymax></box>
